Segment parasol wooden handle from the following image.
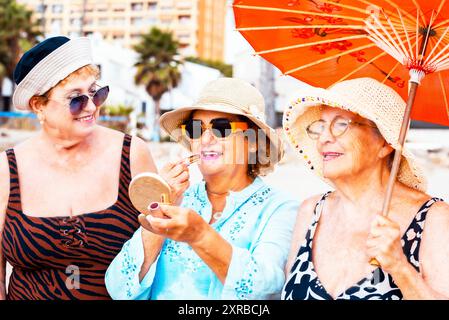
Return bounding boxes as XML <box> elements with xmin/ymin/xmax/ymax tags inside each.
<box><xmin>369</xmin><ymin>81</ymin><xmax>420</xmax><ymax>267</ymax></box>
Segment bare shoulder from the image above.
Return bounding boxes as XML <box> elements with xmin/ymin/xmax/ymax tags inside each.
<box><xmin>96</xmin><ymin>126</ymin><xmax>156</xmax><ymax>176</ymax></box>
<box><xmin>422</xmin><ymin>200</ymin><xmax>449</xmax><ymax>247</ymax></box>
<box><xmin>300</xmin><ymin>193</ymin><xmax>324</xmax><ymax>211</ymax></box>
<box><xmin>0</xmin><ymin>151</ymin><xmax>9</xmax><ymax>196</ymax></box>
<box><xmin>420</xmin><ymin>198</ymin><xmax>449</xmax><ymax>257</ymax></box>
<box><xmin>297</xmin><ymin>193</ymin><xmax>325</xmax><ymax>222</ymax></box>
<box><xmin>130</xmin><ymin>134</ymin><xmax>151</xmax><ymax>154</ymax></box>
<box><xmin>424</xmin><ymin>200</ymin><xmax>449</xmax><ymax>231</ymax></box>
<box><xmin>410</xmin><ymin>188</ymin><xmax>449</xmax><ymax>232</ymax></box>
<box><xmin>128</xmin><ymin>135</ymin><xmax>157</xmax><ymax>177</ymax></box>
<box><xmin>13</xmin><ymin>133</ymin><xmax>40</xmax><ymax>155</ymax></box>
<box><xmin>419</xmin><ymin>199</ymin><xmax>449</xmax><ymax>296</ymax></box>
<box><xmin>96</xmin><ymin>125</ymin><xmax>126</xmax><ymax>145</ymax></box>
<box><xmin>96</xmin><ymin>126</ymin><xmax>133</xmax><ymax>157</ymax></box>
<box><xmin>292</xmin><ymin>193</ymin><xmax>326</xmax><ymax>240</ymax></box>
<box><xmin>0</xmin><ymin>151</ymin><xmax>9</xmax><ymax>225</ymax></box>
<box><xmin>428</xmin><ymin>198</ymin><xmax>449</xmax><ymax>213</ymax></box>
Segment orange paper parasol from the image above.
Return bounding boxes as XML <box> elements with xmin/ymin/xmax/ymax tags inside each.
<box><xmin>233</xmin><ymin>0</ymin><xmax>449</xmax><ymax>126</ymax></box>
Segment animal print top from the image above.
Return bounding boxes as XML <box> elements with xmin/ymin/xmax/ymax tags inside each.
<box><xmin>282</xmin><ymin>192</ymin><xmax>442</xmax><ymax>300</ymax></box>
<box><xmin>3</xmin><ymin>134</ymin><xmax>140</xmax><ymax>300</ymax></box>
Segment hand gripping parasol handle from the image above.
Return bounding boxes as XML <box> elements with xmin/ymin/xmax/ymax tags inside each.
<box><xmin>369</xmin><ymin>80</ymin><xmax>420</xmax><ymax>267</ymax></box>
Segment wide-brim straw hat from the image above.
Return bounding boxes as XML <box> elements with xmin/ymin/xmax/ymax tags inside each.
<box><xmin>159</xmin><ymin>77</ymin><xmax>283</xmax><ymax>174</ymax></box>
<box><xmin>13</xmin><ymin>36</ymin><xmax>93</xmax><ymax>110</ymax></box>
<box><xmin>283</xmin><ymin>77</ymin><xmax>427</xmax><ymax>191</ymax></box>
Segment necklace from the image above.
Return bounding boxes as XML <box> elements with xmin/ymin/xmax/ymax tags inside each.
<box><xmin>212</xmin><ymin>211</ymin><xmax>223</xmax><ymax>220</ymax></box>
<box><xmin>206</xmin><ymin>185</ymin><xmax>228</xmax><ymax>221</ymax></box>
<box><xmin>206</xmin><ymin>188</ymin><xmax>229</xmax><ymax>197</ymax></box>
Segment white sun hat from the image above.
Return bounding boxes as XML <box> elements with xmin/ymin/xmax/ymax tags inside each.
<box><xmin>283</xmin><ymin>77</ymin><xmax>427</xmax><ymax>191</ymax></box>
<box><xmin>12</xmin><ymin>36</ymin><xmax>93</xmax><ymax>110</ymax></box>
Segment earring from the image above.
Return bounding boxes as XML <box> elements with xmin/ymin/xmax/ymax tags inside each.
<box><xmin>37</xmin><ymin>112</ymin><xmax>45</xmax><ymax>125</ymax></box>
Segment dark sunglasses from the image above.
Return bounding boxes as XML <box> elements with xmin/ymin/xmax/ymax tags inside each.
<box><xmin>181</xmin><ymin>118</ymin><xmax>248</xmax><ymax>140</ymax></box>
<box><xmin>68</xmin><ymin>86</ymin><xmax>109</xmax><ymax>115</ymax></box>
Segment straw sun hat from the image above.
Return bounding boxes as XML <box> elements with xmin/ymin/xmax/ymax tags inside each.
<box><xmin>13</xmin><ymin>36</ymin><xmax>93</xmax><ymax>110</ymax></box>
<box><xmin>283</xmin><ymin>77</ymin><xmax>427</xmax><ymax>191</ymax></box>
<box><xmin>159</xmin><ymin>77</ymin><xmax>283</xmax><ymax>172</ymax></box>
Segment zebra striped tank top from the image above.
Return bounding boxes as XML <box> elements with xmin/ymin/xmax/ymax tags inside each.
<box><xmin>2</xmin><ymin>134</ymin><xmax>141</xmax><ymax>299</ymax></box>
<box><xmin>282</xmin><ymin>192</ymin><xmax>443</xmax><ymax>300</ymax></box>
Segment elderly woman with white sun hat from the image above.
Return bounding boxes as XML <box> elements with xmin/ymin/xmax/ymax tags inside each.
<box><xmin>0</xmin><ymin>36</ymin><xmax>157</xmax><ymax>300</ymax></box>
<box><xmin>281</xmin><ymin>77</ymin><xmax>449</xmax><ymax>300</ymax></box>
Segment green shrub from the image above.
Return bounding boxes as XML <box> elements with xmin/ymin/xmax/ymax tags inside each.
<box><xmin>101</xmin><ymin>104</ymin><xmax>134</xmax><ymax>116</ymax></box>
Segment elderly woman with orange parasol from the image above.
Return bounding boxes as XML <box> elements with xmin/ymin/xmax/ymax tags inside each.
<box><xmin>281</xmin><ymin>77</ymin><xmax>449</xmax><ymax>300</ymax></box>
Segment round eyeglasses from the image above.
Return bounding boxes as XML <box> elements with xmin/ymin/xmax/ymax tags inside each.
<box><xmin>306</xmin><ymin>116</ymin><xmax>378</xmax><ymax>140</ymax></box>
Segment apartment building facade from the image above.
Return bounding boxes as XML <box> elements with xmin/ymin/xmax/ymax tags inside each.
<box><xmin>19</xmin><ymin>0</ymin><xmax>226</xmax><ymax>60</ymax></box>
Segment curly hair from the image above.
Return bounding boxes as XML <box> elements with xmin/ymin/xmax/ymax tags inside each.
<box><xmin>243</xmin><ymin>116</ymin><xmax>274</xmax><ymax>178</ymax></box>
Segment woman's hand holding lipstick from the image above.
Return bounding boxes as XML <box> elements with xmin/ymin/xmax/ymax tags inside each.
<box><xmin>159</xmin><ymin>154</ymin><xmax>199</xmax><ymax>206</ymax></box>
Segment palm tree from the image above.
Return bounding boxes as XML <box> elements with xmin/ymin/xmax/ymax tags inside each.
<box><xmin>0</xmin><ymin>0</ymin><xmax>41</xmax><ymax>111</ymax></box>
<box><xmin>133</xmin><ymin>27</ymin><xmax>182</xmax><ymax>141</ymax></box>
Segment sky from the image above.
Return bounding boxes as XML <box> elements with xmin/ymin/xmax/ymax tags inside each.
<box><xmin>224</xmin><ymin>1</ymin><xmax>253</xmax><ymax>65</ymax></box>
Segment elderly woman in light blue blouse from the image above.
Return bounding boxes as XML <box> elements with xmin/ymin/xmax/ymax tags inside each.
<box><xmin>105</xmin><ymin>78</ymin><xmax>298</xmax><ymax>300</ymax></box>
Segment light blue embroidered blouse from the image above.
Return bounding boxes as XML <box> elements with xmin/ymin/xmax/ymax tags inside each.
<box><xmin>105</xmin><ymin>177</ymin><xmax>299</xmax><ymax>300</ymax></box>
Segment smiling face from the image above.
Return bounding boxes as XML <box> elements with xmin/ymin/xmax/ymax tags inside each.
<box><xmin>315</xmin><ymin>106</ymin><xmax>392</xmax><ymax>181</ymax></box>
<box><xmin>189</xmin><ymin>110</ymin><xmax>250</xmax><ymax>180</ymax></box>
<box><xmin>30</xmin><ymin>65</ymin><xmax>102</xmax><ymax>140</ymax></box>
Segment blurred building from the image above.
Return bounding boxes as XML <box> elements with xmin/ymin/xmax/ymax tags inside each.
<box><xmin>83</xmin><ymin>33</ymin><xmax>222</xmax><ymax>136</ymax></box>
<box><xmin>197</xmin><ymin>0</ymin><xmax>226</xmax><ymax>61</ymax></box>
<box><xmin>230</xmin><ymin>33</ymin><xmax>310</xmax><ymax>128</ymax></box>
<box><xmin>18</xmin><ymin>0</ymin><xmax>226</xmax><ymax>60</ymax></box>
<box><xmin>2</xmin><ymin>32</ymin><xmax>220</xmax><ymax>130</ymax></box>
